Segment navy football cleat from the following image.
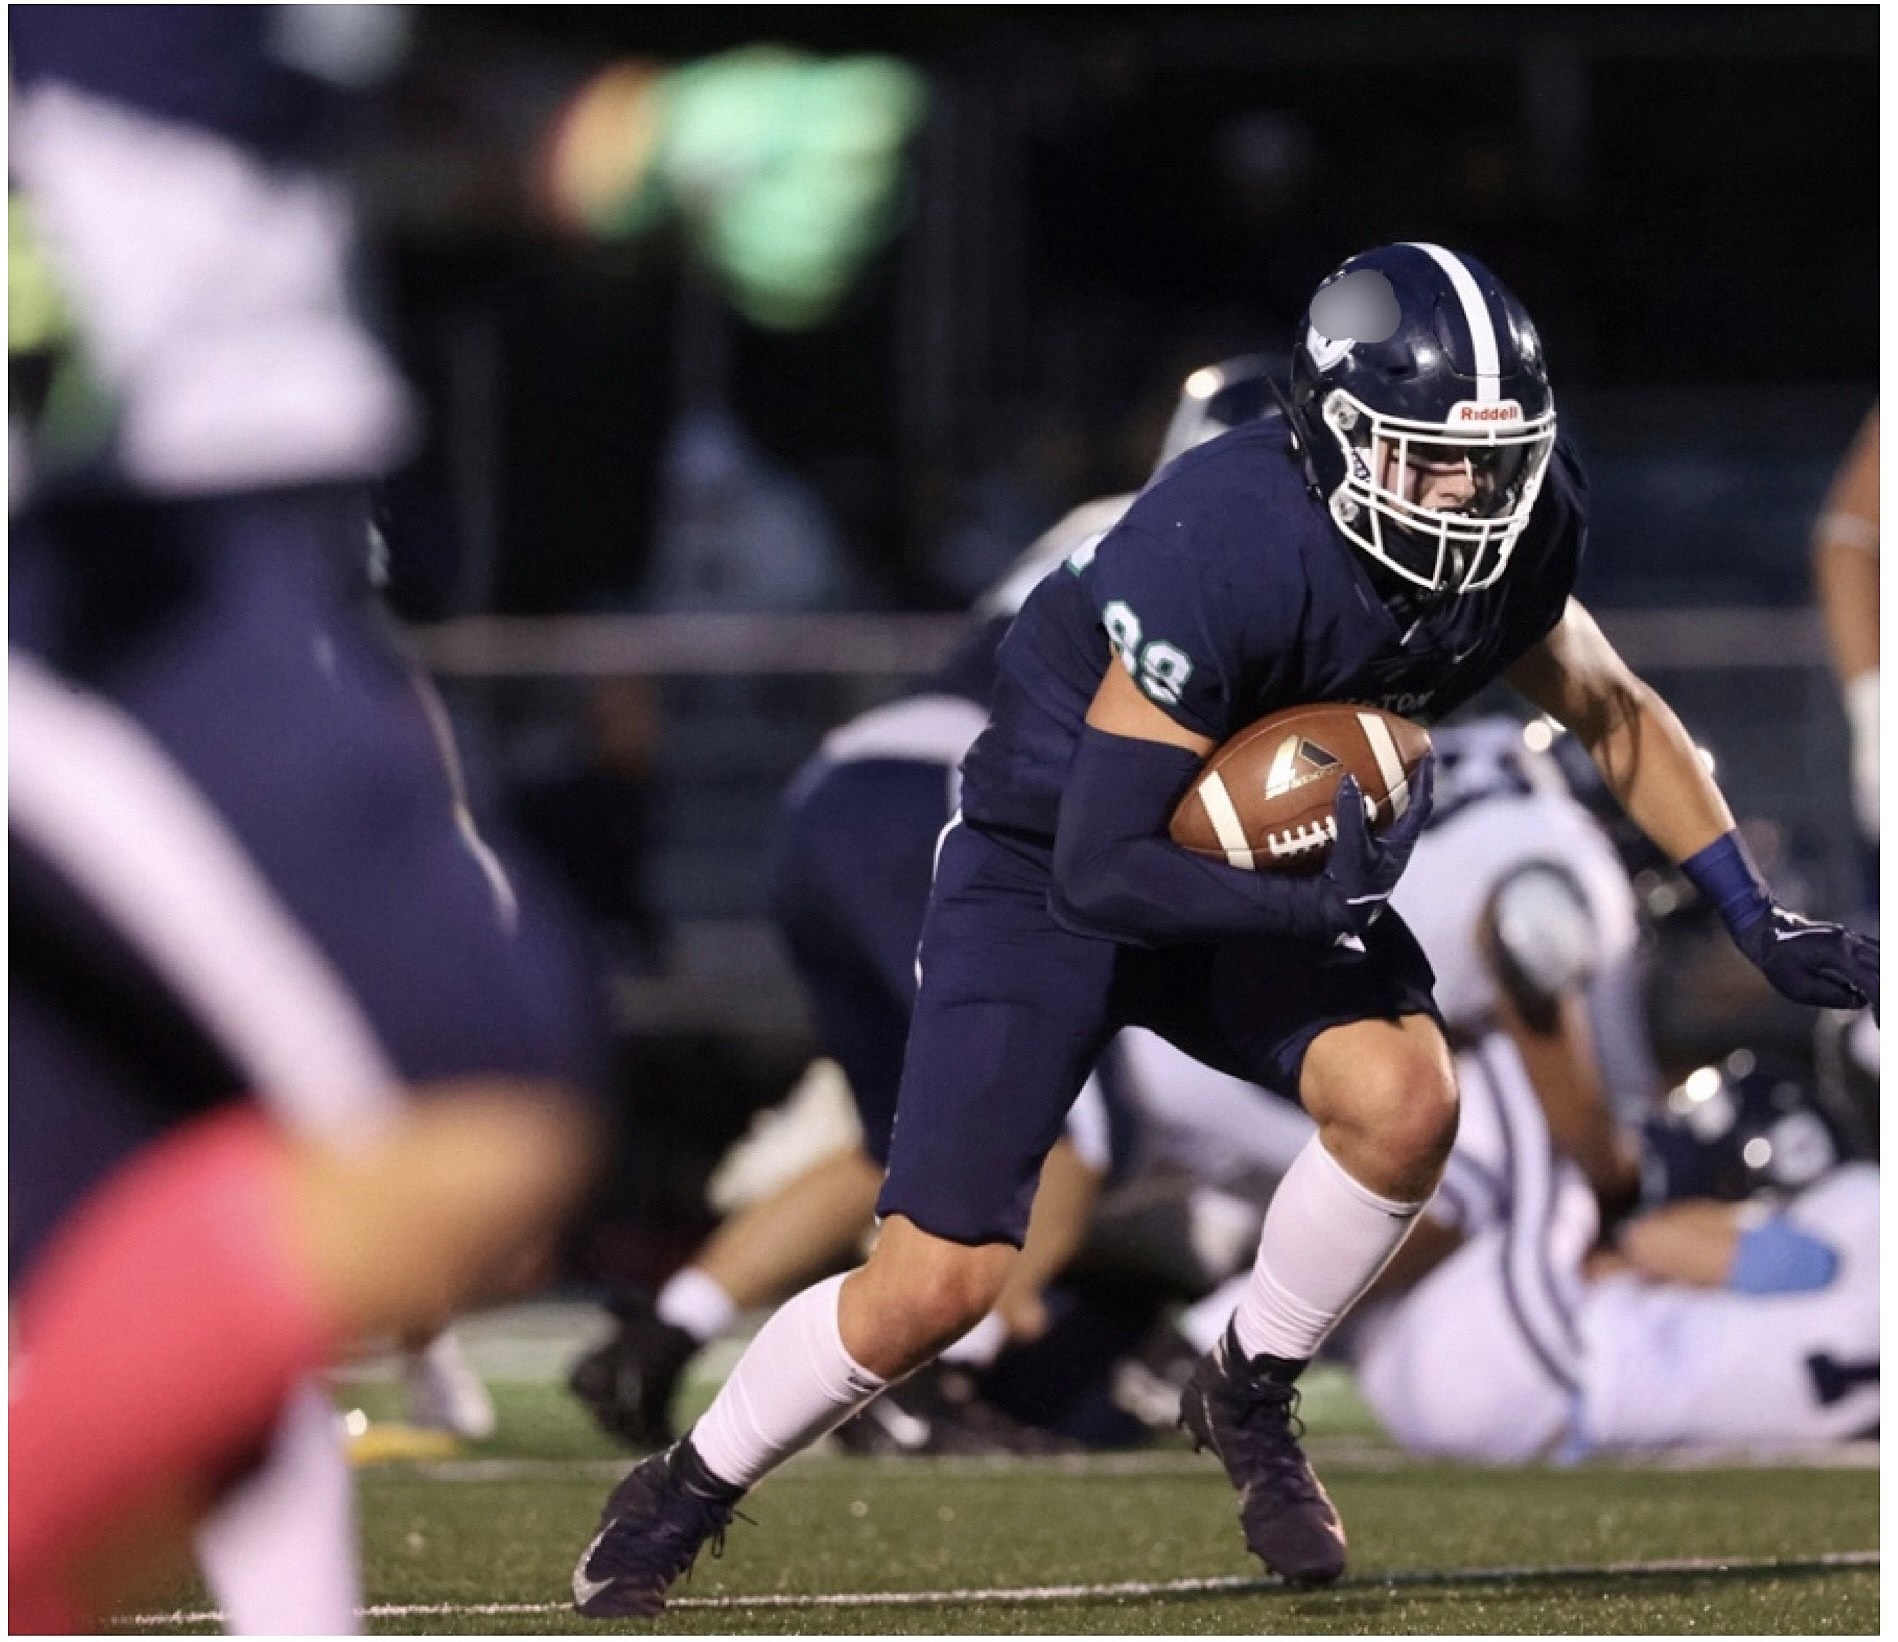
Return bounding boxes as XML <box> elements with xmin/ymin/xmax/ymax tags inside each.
<box><xmin>1178</xmin><ymin>1325</ymin><xmax>1346</xmax><ymax>1586</ymax></box>
<box><xmin>572</xmin><ymin>1438</ymin><xmax>745</xmax><ymax>1618</ymax></box>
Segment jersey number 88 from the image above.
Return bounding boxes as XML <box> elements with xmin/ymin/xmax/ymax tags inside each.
<box><xmin>1103</xmin><ymin>600</ymin><xmax>1194</xmax><ymax>708</ymax></box>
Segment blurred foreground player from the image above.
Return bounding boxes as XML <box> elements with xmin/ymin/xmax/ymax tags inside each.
<box><xmin>8</xmin><ymin>12</ymin><xmax>603</xmax><ymax>1630</ymax></box>
<box><xmin>568</xmin><ymin>356</ymin><xmax>1283</xmax><ymax>1455</ymax></box>
<box><xmin>11</xmin><ymin>7</ymin><xmax>932</xmax><ymax>1629</ymax></box>
<box><xmin>573</xmin><ymin>242</ymin><xmax>1876</xmax><ymax>1615</ymax></box>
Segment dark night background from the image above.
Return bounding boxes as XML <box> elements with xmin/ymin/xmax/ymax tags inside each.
<box><xmin>365</xmin><ymin>5</ymin><xmax>1878</xmax><ymax>620</ymax></box>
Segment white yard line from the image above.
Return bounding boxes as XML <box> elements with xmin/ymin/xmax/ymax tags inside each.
<box><xmin>126</xmin><ymin>1549</ymin><xmax>1880</xmax><ymax>1628</ymax></box>
<box><xmin>319</xmin><ymin>1436</ymin><xmax>1882</xmax><ymax>1487</ymax></box>
<box><xmin>369</xmin><ymin>1449</ymin><xmax>1315</xmax><ymax>1484</ymax></box>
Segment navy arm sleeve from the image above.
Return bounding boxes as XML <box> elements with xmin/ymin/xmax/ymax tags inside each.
<box><xmin>1049</xmin><ymin>725</ymin><xmax>1348</xmax><ymax>946</ymax></box>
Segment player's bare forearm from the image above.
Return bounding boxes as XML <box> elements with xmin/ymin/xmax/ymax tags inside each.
<box><xmin>1610</xmin><ymin>1199</ymin><xmax>1741</xmax><ymax>1288</ymax></box>
<box><xmin>1811</xmin><ymin>405</ymin><xmax>1879</xmax><ymax>683</ymax></box>
<box><xmin>1517</xmin><ymin>604</ymin><xmax>1876</xmax><ymax>1016</ymax></box>
<box><xmin>1506</xmin><ymin>600</ymin><xmax>1734</xmax><ymax>866</ymax></box>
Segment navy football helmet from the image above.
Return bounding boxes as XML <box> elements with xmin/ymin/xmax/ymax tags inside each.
<box><xmin>1289</xmin><ymin>243</ymin><xmax>1556</xmax><ymax>595</ymax></box>
<box><xmin>1640</xmin><ymin>1049</ymin><xmax>1859</xmax><ymax>1205</ymax></box>
<box><xmin>1156</xmin><ymin>352</ymin><xmax>1287</xmax><ymax>467</ymax></box>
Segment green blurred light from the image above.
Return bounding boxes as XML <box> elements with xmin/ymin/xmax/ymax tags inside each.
<box><xmin>654</xmin><ymin>47</ymin><xmax>929</xmax><ymax>329</ymax></box>
<box><xmin>9</xmin><ymin>195</ymin><xmax>76</xmax><ymax>356</ymax></box>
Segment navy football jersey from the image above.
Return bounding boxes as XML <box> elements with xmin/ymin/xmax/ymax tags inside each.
<box><xmin>959</xmin><ymin>414</ymin><xmax>1585</xmax><ymax>839</ymax></box>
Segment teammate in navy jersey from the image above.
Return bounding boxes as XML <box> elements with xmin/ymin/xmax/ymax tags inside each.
<box><xmin>573</xmin><ymin>243</ymin><xmax>1879</xmax><ymax>1615</ymax></box>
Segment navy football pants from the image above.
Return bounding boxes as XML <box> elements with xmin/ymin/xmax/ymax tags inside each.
<box><xmin>878</xmin><ymin>818</ymin><xmax>1438</xmax><ymax>1246</ymax></box>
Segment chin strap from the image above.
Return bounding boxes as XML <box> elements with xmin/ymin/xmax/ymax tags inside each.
<box><xmin>1267</xmin><ymin>377</ymin><xmax>1326</xmax><ymax>503</ymax></box>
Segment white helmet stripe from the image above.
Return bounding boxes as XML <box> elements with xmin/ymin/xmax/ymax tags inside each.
<box><xmin>1405</xmin><ymin>242</ymin><xmax>1500</xmax><ymax>401</ymax></box>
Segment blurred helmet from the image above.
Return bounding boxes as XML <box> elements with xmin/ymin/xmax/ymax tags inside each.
<box><xmin>1156</xmin><ymin>352</ymin><xmax>1286</xmax><ymax>468</ymax></box>
<box><xmin>1811</xmin><ymin>1007</ymin><xmax>1879</xmax><ymax>1160</ymax></box>
<box><xmin>1640</xmin><ymin>1049</ymin><xmax>1861</xmax><ymax>1204</ymax></box>
<box><xmin>1289</xmin><ymin>243</ymin><xmax>1556</xmax><ymax>595</ymax></box>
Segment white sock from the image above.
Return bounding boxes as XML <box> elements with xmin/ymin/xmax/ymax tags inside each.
<box><xmin>196</xmin><ymin>1380</ymin><xmax>361</xmax><ymax>1635</ymax></box>
<box><xmin>1231</xmin><ymin>1135</ymin><xmax>1425</xmax><ymax>1364</ymax></box>
<box><xmin>937</xmin><ymin>1309</ymin><xmax>1008</xmax><ymax>1369</ymax></box>
<box><xmin>690</xmin><ymin>1273</ymin><xmax>885</xmax><ymax>1489</ymax></box>
<box><xmin>656</xmin><ymin>1266</ymin><xmax>739</xmax><ymax>1344</ymax></box>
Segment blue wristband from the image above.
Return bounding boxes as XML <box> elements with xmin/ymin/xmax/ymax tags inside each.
<box><xmin>1728</xmin><ymin>1217</ymin><xmax>1840</xmax><ymax>1295</ymax></box>
<box><xmin>1679</xmin><ymin>830</ymin><xmax>1772</xmax><ymax>936</ymax></box>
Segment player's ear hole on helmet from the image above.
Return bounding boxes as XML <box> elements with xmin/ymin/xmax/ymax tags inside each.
<box><xmin>1309</xmin><ymin>269</ymin><xmax>1401</xmax><ymax>347</ymax></box>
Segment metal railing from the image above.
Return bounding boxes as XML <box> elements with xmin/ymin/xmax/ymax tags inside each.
<box><xmin>410</xmin><ymin>606</ymin><xmax>1831</xmax><ymax>679</ymax></box>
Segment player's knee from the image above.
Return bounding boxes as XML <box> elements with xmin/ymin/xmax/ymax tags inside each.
<box><xmin>841</xmin><ymin>1220</ymin><xmax>1013</xmax><ymax>1377</ymax></box>
<box><xmin>1316</xmin><ymin>1050</ymin><xmax>1458</xmax><ymax>1202</ymax></box>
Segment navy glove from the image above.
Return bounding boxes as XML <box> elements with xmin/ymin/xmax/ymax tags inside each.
<box><xmin>1322</xmin><ymin>755</ymin><xmax>1435</xmax><ymax>936</ymax></box>
<box><xmin>1732</xmin><ymin>904</ymin><xmax>1880</xmax><ymax>1018</ymax></box>
<box><xmin>1683</xmin><ymin>831</ymin><xmax>1880</xmax><ymax>1019</ymax></box>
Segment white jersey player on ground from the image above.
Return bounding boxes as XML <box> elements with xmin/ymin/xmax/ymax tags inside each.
<box><xmin>1353</xmin><ymin>1044</ymin><xmax>1878</xmax><ymax>1460</ymax></box>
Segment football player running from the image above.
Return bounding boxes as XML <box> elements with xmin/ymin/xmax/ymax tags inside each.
<box><xmin>567</xmin><ymin>358</ymin><xmax>1282</xmax><ymax>1456</ymax></box>
<box><xmin>572</xmin><ymin>243</ymin><xmax>1878</xmax><ymax>1615</ymax></box>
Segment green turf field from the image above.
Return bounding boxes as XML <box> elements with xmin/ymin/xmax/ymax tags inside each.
<box><xmin>115</xmin><ymin>1357</ymin><xmax>1878</xmax><ymax>1636</ymax></box>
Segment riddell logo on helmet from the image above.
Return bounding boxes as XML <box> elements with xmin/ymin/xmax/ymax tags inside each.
<box><xmin>1448</xmin><ymin>400</ymin><xmax>1524</xmax><ymax>424</ymax></box>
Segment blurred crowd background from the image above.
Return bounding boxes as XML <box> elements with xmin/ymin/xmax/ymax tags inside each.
<box><xmin>206</xmin><ymin>5</ymin><xmax>1874</xmax><ymax>1285</ymax></box>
